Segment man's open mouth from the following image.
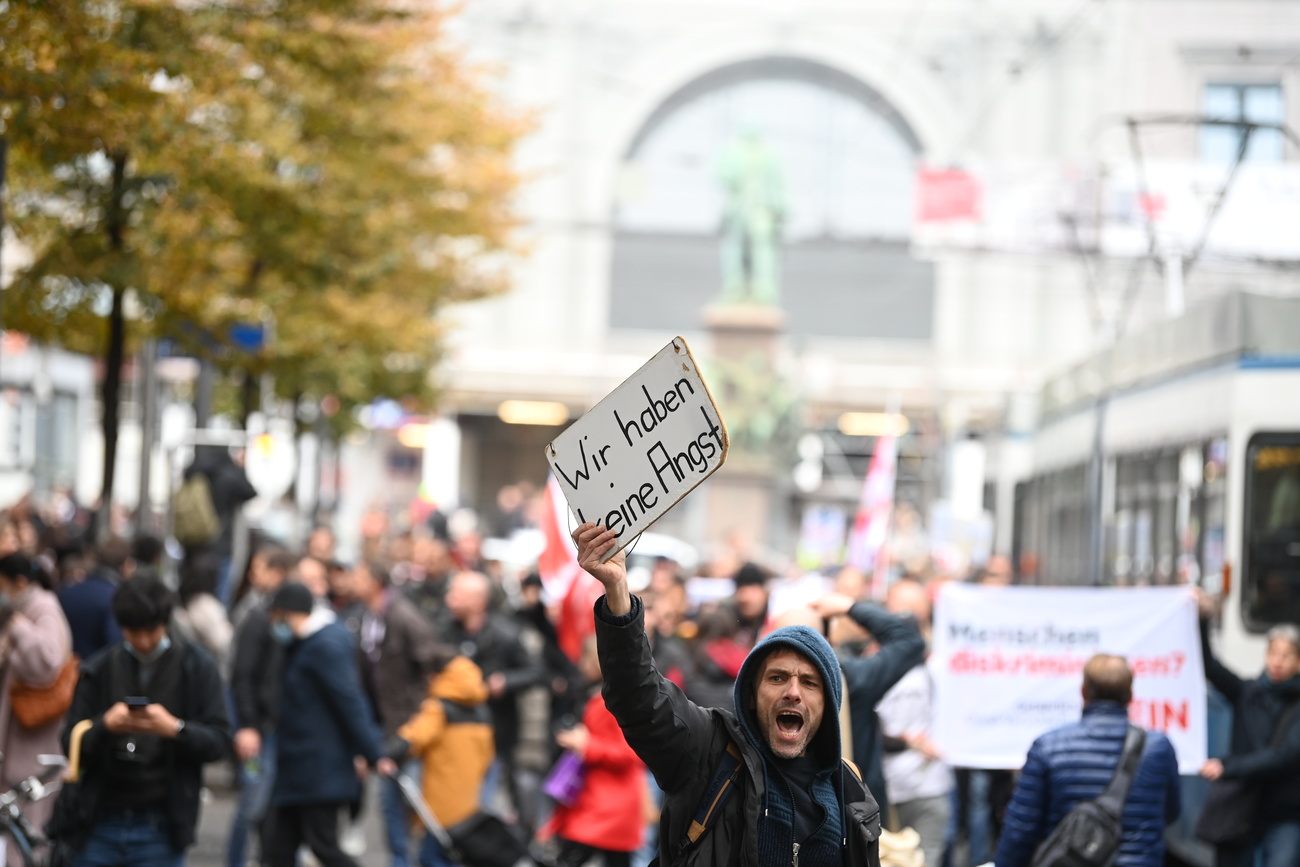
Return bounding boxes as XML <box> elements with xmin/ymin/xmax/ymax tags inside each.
<box><xmin>775</xmin><ymin>711</ymin><xmax>804</xmax><ymax>738</ymax></box>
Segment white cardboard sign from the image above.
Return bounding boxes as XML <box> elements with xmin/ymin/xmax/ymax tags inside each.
<box><xmin>544</xmin><ymin>337</ymin><xmax>729</xmax><ymax>559</ymax></box>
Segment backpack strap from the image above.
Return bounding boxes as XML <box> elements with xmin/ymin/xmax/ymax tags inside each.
<box><xmin>440</xmin><ymin>697</ymin><xmax>491</xmax><ymax>726</ymax></box>
<box><xmin>686</xmin><ymin>740</ymin><xmax>745</xmax><ymax>845</ymax></box>
<box><xmin>1094</xmin><ymin>725</ymin><xmax>1146</xmax><ymax>818</ymax></box>
<box><xmin>684</xmin><ymin>742</ymin><xmax>872</xmax><ymax>849</ymax></box>
<box><xmin>841</xmin><ymin>757</ymin><xmax>867</xmax><ymax>800</ymax></box>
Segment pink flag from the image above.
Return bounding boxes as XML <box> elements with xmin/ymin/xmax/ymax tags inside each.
<box><xmin>846</xmin><ymin>435</ymin><xmax>898</xmax><ymax>598</ymax></box>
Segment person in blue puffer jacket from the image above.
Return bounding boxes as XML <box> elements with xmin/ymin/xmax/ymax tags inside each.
<box><xmin>994</xmin><ymin>654</ymin><xmax>1181</xmax><ymax>867</ymax></box>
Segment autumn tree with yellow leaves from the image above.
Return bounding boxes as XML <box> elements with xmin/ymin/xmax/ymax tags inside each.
<box><xmin>1</xmin><ymin>0</ymin><xmax>522</xmax><ymax>511</ymax></box>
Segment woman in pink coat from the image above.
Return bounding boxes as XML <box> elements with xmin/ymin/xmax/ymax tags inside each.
<box><xmin>0</xmin><ymin>553</ymin><xmax>74</xmax><ymax>865</ymax></box>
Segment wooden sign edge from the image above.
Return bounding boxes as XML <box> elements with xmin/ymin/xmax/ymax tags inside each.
<box><xmin>541</xmin><ymin>335</ymin><xmax>731</xmax><ymax>558</ymax></box>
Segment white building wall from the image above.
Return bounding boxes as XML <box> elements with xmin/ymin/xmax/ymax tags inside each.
<box><xmin>436</xmin><ymin>0</ymin><xmax>1300</xmax><ymax>537</ymax></box>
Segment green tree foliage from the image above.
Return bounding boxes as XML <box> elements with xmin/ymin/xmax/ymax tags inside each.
<box><xmin>1</xmin><ymin>0</ymin><xmax>522</xmax><ymax>507</ymax></box>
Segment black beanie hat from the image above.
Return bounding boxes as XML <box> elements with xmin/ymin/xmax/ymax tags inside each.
<box><xmin>268</xmin><ymin>581</ymin><xmax>314</xmax><ymax>614</ymax></box>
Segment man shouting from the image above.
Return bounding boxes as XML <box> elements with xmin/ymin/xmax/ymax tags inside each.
<box><xmin>573</xmin><ymin>523</ymin><xmax>882</xmax><ymax>867</ymax></box>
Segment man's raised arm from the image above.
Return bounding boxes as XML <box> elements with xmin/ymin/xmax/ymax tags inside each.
<box><xmin>573</xmin><ymin>522</ymin><xmax>715</xmax><ymax>794</ymax></box>
<box><xmin>574</xmin><ymin>523</ymin><xmax>633</xmax><ymax>616</ymax></box>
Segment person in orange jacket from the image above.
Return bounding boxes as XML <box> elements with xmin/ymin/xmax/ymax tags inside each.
<box><xmin>549</xmin><ymin>636</ymin><xmax>647</xmax><ymax>867</ymax></box>
<box><xmin>394</xmin><ymin>650</ymin><xmax>495</xmax><ymax>867</ymax></box>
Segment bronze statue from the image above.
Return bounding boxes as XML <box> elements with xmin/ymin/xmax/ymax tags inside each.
<box><xmin>717</xmin><ymin>128</ymin><xmax>785</xmax><ymax>305</ymax></box>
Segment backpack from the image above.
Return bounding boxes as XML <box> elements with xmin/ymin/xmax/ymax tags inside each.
<box><xmin>1029</xmin><ymin>726</ymin><xmax>1147</xmax><ymax>867</ymax></box>
<box><xmin>174</xmin><ymin>473</ymin><xmax>220</xmax><ymax>547</ymax></box>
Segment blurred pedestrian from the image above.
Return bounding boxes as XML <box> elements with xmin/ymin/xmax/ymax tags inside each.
<box><xmin>172</xmin><ymin>554</ymin><xmax>232</xmax><ymax>664</ymax></box>
<box><xmin>0</xmin><ymin>552</ymin><xmax>74</xmax><ymax>865</ymax></box>
<box><xmin>131</xmin><ymin>535</ymin><xmax>165</xmax><ymax>582</ymax></box>
<box><xmin>265</xmin><ymin>582</ymin><xmax>390</xmax><ymax>867</ymax></box>
<box><xmin>294</xmin><ymin>555</ymin><xmax>331</xmax><ymax>603</ymax></box>
<box><xmin>353</xmin><ymin>561</ymin><xmax>443</xmax><ymax>867</ymax></box>
<box><xmin>685</xmin><ymin>607</ymin><xmax>747</xmax><ymax>711</ymax></box>
<box><xmin>729</xmin><ymin>562</ymin><xmax>770</xmax><ymax>649</ymax></box>
<box><xmin>231</xmin><ymin>545</ymin><xmax>293</xmax><ymax>630</ymax></box>
<box><xmin>400</xmin><ymin>538</ymin><xmax>454</xmax><ymax>624</ymax></box>
<box><xmin>1196</xmin><ymin>591</ymin><xmax>1300</xmax><ymax>867</ymax></box>
<box><xmin>58</xmin><ymin>537</ymin><xmax>131</xmax><ymax>661</ymax></box>
<box><xmin>181</xmin><ymin>445</ymin><xmax>257</xmax><ymax>608</ymax></box>
<box><xmin>328</xmin><ymin>560</ymin><xmax>365</xmax><ymax>634</ymax></box>
<box><xmin>995</xmin><ymin>655</ymin><xmax>1180</xmax><ymax>867</ymax></box>
<box><xmin>644</xmin><ymin>589</ymin><xmax>692</xmax><ymax>691</ymax></box>
<box><xmin>58</xmin><ymin>575</ymin><xmax>232</xmax><ymax>867</ymax></box>
<box><xmin>513</xmin><ymin>572</ymin><xmax>580</xmax><ymax>728</ymax></box>
<box><xmin>389</xmin><ymin>649</ymin><xmax>494</xmax><ymax>867</ymax></box>
<box><xmin>547</xmin><ymin>636</ymin><xmax>647</xmax><ymax>867</ymax></box>
<box><xmin>876</xmin><ymin>579</ymin><xmax>951</xmax><ymax>867</ymax></box>
<box><xmin>809</xmin><ymin>589</ymin><xmax>925</xmax><ymax>820</ymax></box>
<box><xmin>306</xmin><ymin>526</ymin><xmax>336</xmax><ymax>564</ymax></box>
<box><xmin>227</xmin><ymin>551</ymin><xmax>294</xmax><ymax>867</ymax></box>
<box><xmin>440</xmin><ymin>570</ymin><xmax>546</xmax><ymax>816</ymax></box>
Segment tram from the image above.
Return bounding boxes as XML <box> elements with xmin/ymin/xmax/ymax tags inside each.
<box><xmin>1007</xmin><ymin>291</ymin><xmax>1300</xmax><ymax>865</ymax></box>
<box><xmin>1010</xmin><ymin>291</ymin><xmax>1300</xmax><ymax>673</ymax></box>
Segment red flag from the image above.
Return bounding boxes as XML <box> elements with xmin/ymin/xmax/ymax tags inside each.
<box><xmin>557</xmin><ymin>568</ymin><xmax>602</xmax><ymax>662</ymax></box>
<box><xmin>538</xmin><ymin>475</ymin><xmax>579</xmax><ymax>586</ymax></box>
<box><xmin>538</xmin><ymin>476</ymin><xmax>601</xmax><ymax>661</ymax></box>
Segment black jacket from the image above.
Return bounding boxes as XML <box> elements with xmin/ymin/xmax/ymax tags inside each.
<box><xmin>230</xmin><ymin>603</ymin><xmax>284</xmax><ymax>732</ymax></box>
<box><xmin>594</xmin><ymin>596</ymin><xmax>882</xmax><ymax>867</ymax></box>
<box><xmin>364</xmin><ymin>594</ymin><xmax>443</xmax><ymax>738</ymax></box>
<box><xmin>185</xmin><ymin>445</ymin><xmax>257</xmax><ymax>557</ymax></box>
<box><xmin>515</xmin><ymin>601</ymin><xmax>582</xmax><ymax>726</ymax></box>
<box><xmin>439</xmin><ymin>610</ymin><xmax>546</xmax><ymax>755</ymax></box>
<box><xmin>839</xmin><ymin>603</ymin><xmax>926</xmax><ymax>819</ymax></box>
<box><xmin>61</xmin><ymin>639</ymin><xmax>232</xmax><ymax>851</ymax></box>
<box><xmin>1201</xmin><ymin>620</ymin><xmax>1300</xmax><ymax>822</ymax></box>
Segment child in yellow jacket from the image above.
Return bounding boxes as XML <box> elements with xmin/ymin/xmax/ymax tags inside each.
<box><xmin>397</xmin><ymin>654</ymin><xmax>495</xmax><ymax>867</ymax></box>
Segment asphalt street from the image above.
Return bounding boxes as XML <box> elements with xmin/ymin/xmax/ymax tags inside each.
<box><xmin>190</xmin><ymin>766</ymin><xmax>390</xmax><ymax>867</ymax></box>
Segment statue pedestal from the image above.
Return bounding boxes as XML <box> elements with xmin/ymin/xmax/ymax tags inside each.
<box><xmin>702</xmin><ymin>303</ymin><xmax>785</xmax><ymax>361</ymax></box>
<box><xmin>699</xmin><ymin>303</ymin><xmax>788</xmax><ymax>550</ymax></box>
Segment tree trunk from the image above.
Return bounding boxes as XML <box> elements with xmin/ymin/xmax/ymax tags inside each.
<box><xmin>240</xmin><ymin>369</ymin><xmax>258</xmax><ymax>429</ymax></box>
<box><xmin>0</xmin><ymin>137</ymin><xmax>8</xmax><ymax>386</ymax></box>
<box><xmin>98</xmin><ymin>151</ymin><xmax>129</xmax><ymax>541</ymax></box>
<box><xmin>286</xmin><ymin>389</ymin><xmax>303</xmax><ymax>505</ymax></box>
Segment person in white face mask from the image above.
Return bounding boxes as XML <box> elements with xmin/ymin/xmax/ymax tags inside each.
<box><xmin>54</xmin><ymin>574</ymin><xmax>233</xmax><ymax>867</ymax></box>
<box><xmin>264</xmin><ymin>582</ymin><xmax>392</xmax><ymax>867</ymax></box>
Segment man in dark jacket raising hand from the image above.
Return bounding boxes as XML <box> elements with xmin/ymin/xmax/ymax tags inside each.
<box><xmin>574</xmin><ymin>522</ymin><xmax>885</xmax><ymax>867</ymax></box>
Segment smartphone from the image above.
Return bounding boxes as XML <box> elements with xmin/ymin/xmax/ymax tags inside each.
<box><xmin>125</xmin><ymin>696</ymin><xmax>151</xmax><ymax>711</ymax></box>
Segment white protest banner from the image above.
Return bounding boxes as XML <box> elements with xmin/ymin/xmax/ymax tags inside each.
<box><xmin>544</xmin><ymin>337</ymin><xmax>728</xmax><ymax>560</ymax></box>
<box><xmin>932</xmin><ymin>585</ymin><xmax>1205</xmax><ymax>774</ymax></box>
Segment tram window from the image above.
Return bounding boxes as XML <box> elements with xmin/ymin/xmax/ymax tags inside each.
<box><xmin>1243</xmin><ymin>433</ymin><xmax>1300</xmax><ymax>630</ymax></box>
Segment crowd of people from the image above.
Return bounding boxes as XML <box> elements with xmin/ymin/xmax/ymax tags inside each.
<box><xmin>0</xmin><ymin>476</ymin><xmax>1294</xmax><ymax>867</ymax></box>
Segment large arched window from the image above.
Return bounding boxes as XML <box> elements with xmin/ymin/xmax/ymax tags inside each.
<box><xmin>610</xmin><ymin>57</ymin><xmax>934</xmax><ymax>341</ymax></box>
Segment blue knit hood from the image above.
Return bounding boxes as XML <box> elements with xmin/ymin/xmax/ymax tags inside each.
<box><xmin>732</xmin><ymin>624</ymin><xmax>844</xmax><ymax>766</ymax></box>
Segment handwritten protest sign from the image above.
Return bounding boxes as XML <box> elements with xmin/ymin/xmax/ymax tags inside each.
<box><xmin>544</xmin><ymin>337</ymin><xmax>729</xmax><ymax>560</ymax></box>
<box><xmin>932</xmin><ymin>584</ymin><xmax>1206</xmax><ymax>773</ymax></box>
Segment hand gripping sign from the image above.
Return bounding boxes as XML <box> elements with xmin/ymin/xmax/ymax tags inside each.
<box><xmin>545</xmin><ymin>337</ymin><xmax>729</xmax><ymax>561</ymax></box>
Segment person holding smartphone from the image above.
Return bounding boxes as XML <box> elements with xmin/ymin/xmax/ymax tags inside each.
<box><xmin>56</xmin><ymin>575</ymin><xmax>233</xmax><ymax>867</ymax></box>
